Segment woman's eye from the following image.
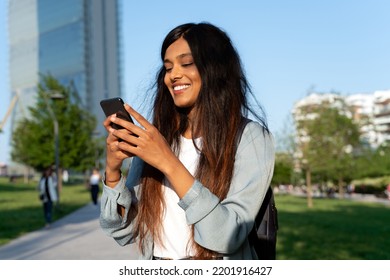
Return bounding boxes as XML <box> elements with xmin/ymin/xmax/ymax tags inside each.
<box><xmin>182</xmin><ymin>62</ymin><xmax>193</xmax><ymax>67</ymax></box>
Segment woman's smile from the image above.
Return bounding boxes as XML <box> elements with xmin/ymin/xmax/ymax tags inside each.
<box><xmin>173</xmin><ymin>84</ymin><xmax>191</xmax><ymax>94</ymax></box>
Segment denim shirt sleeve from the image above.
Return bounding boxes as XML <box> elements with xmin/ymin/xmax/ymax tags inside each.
<box><xmin>99</xmin><ymin>157</ymin><xmax>144</xmax><ymax>246</ymax></box>
<box><xmin>178</xmin><ymin>121</ymin><xmax>275</xmax><ymax>254</ymax></box>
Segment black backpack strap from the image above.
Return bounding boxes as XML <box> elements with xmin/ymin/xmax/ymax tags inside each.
<box><xmin>249</xmin><ymin>186</ymin><xmax>278</xmax><ymax>259</ymax></box>
<box><xmin>256</xmin><ymin>187</ymin><xmax>278</xmax><ymax>238</ymax></box>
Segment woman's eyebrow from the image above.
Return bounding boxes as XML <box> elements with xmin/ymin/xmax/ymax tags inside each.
<box><xmin>178</xmin><ymin>53</ymin><xmax>192</xmax><ymax>59</ymax></box>
<box><xmin>164</xmin><ymin>53</ymin><xmax>192</xmax><ymax>63</ymax></box>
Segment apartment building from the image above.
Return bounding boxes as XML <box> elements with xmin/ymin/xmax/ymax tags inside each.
<box><xmin>293</xmin><ymin>90</ymin><xmax>390</xmax><ymax>148</ymax></box>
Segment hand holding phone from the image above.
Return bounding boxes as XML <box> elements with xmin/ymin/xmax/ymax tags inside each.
<box><xmin>100</xmin><ymin>97</ymin><xmax>134</xmax><ymax>130</ymax></box>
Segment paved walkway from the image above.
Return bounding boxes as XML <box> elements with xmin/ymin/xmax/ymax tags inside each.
<box><xmin>0</xmin><ymin>202</ymin><xmax>138</xmax><ymax>260</ymax></box>
<box><xmin>289</xmin><ymin>191</ymin><xmax>390</xmax><ymax>206</ymax></box>
<box><xmin>345</xmin><ymin>193</ymin><xmax>390</xmax><ymax>206</ymax></box>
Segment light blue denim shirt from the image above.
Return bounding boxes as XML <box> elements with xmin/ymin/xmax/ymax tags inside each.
<box><xmin>99</xmin><ymin>121</ymin><xmax>275</xmax><ymax>259</ymax></box>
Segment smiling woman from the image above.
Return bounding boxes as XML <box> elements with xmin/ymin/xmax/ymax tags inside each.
<box><xmin>99</xmin><ymin>22</ymin><xmax>275</xmax><ymax>260</ymax></box>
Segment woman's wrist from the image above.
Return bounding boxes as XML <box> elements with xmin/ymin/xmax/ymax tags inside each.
<box><xmin>104</xmin><ymin>169</ymin><xmax>122</xmax><ymax>187</ymax></box>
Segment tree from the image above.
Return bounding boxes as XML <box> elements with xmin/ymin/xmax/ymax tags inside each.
<box><xmin>308</xmin><ymin>105</ymin><xmax>360</xmax><ymax>192</ymax></box>
<box><xmin>294</xmin><ymin>98</ymin><xmax>362</xmax><ymax>206</ymax></box>
<box><xmin>11</xmin><ymin>75</ymin><xmax>104</xmax><ymax>173</ymax></box>
<box><xmin>271</xmin><ymin>152</ymin><xmax>295</xmax><ymax>186</ymax></box>
<box><xmin>352</xmin><ymin>142</ymin><xmax>390</xmax><ymax>184</ymax></box>
<box><xmin>273</xmin><ymin>114</ymin><xmax>301</xmax><ymax>187</ymax></box>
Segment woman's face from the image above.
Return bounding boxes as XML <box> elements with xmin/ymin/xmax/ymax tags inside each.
<box><xmin>163</xmin><ymin>37</ymin><xmax>202</xmax><ymax>112</ymax></box>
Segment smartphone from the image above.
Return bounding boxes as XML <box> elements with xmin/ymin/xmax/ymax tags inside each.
<box><xmin>100</xmin><ymin>97</ymin><xmax>134</xmax><ymax>130</ymax></box>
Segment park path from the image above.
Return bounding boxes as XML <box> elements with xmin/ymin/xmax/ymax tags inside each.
<box><xmin>0</xmin><ymin>202</ymin><xmax>138</xmax><ymax>260</ymax></box>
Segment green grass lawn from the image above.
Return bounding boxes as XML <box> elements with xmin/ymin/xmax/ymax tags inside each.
<box><xmin>275</xmin><ymin>194</ymin><xmax>390</xmax><ymax>259</ymax></box>
<box><xmin>0</xmin><ymin>177</ymin><xmax>90</xmax><ymax>246</ymax></box>
<box><xmin>1</xmin><ymin>177</ymin><xmax>389</xmax><ymax>259</ymax></box>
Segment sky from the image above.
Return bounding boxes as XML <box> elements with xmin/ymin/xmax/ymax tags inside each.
<box><xmin>1</xmin><ymin>0</ymin><xmax>390</xmax><ymax>164</ymax></box>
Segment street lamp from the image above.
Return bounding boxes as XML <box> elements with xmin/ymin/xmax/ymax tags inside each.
<box><xmin>91</xmin><ymin>130</ymin><xmax>101</xmax><ymax>169</ymax></box>
<box><xmin>43</xmin><ymin>91</ymin><xmax>65</xmax><ymax>202</ymax></box>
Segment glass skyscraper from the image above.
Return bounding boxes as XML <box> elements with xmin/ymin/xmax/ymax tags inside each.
<box><xmin>8</xmin><ymin>0</ymin><xmax>122</xmax><ymax>138</ymax></box>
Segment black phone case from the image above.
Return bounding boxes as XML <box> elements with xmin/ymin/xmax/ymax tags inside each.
<box><xmin>100</xmin><ymin>97</ymin><xmax>134</xmax><ymax>129</ymax></box>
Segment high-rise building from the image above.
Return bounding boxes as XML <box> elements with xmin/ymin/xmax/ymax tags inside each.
<box><xmin>8</xmin><ymin>0</ymin><xmax>123</xmax><ymax>140</ymax></box>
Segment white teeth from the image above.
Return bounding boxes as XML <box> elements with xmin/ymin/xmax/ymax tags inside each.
<box><xmin>173</xmin><ymin>85</ymin><xmax>190</xmax><ymax>91</ymax></box>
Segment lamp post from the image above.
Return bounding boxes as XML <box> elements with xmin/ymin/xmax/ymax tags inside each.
<box><xmin>91</xmin><ymin>130</ymin><xmax>101</xmax><ymax>169</ymax></box>
<box><xmin>43</xmin><ymin>91</ymin><xmax>64</xmax><ymax>202</ymax></box>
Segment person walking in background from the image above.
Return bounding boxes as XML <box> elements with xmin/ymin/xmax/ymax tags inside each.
<box><xmin>89</xmin><ymin>168</ymin><xmax>101</xmax><ymax>205</ymax></box>
<box><xmin>62</xmin><ymin>169</ymin><xmax>69</xmax><ymax>184</ymax></box>
<box><xmin>38</xmin><ymin>167</ymin><xmax>58</xmax><ymax>228</ymax></box>
<box><xmin>100</xmin><ymin>22</ymin><xmax>275</xmax><ymax>259</ymax></box>
<box><xmin>386</xmin><ymin>184</ymin><xmax>390</xmax><ymax>200</ymax></box>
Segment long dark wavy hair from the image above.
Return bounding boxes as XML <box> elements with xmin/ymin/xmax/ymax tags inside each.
<box><xmin>135</xmin><ymin>22</ymin><xmax>268</xmax><ymax>259</ymax></box>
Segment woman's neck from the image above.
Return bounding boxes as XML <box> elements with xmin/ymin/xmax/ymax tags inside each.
<box><xmin>180</xmin><ymin>106</ymin><xmax>200</xmax><ymax>139</ymax></box>
<box><xmin>182</xmin><ymin>129</ymin><xmax>192</xmax><ymax>139</ymax></box>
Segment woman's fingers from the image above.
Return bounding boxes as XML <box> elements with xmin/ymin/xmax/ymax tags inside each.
<box><xmin>108</xmin><ymin>105</ymin><xmax>153</xmax><ymax>142</ymax></box>
<box><xmin>125</xmin><ymin>104</ymin><xmax>155</xmax><ymax>131</ymax></box>
<box><xmin>103</xmin><ymin>114</ymin><xmax>116</xmax><ymax>132</ymax></box>
<box><xmin>106</xmin><ymin>105</ymin><xmax>172</xmax><ymax>171</ymax></box>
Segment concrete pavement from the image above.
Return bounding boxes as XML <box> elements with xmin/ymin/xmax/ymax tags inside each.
<box><xmin>0</xmin><ymin>202</ymin><xmax>138</xmax><ymax>260</ymax></box>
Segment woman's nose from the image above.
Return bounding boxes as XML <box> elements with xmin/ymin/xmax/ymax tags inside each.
<box><xmin>170</xmin><ymin>66</ymin><xmax>182</xmax><ymax>81</ymax></box>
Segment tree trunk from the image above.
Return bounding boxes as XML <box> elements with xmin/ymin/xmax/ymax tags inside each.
<box><xmin>24</xmin><ymin>166</ymin><xmax>29</xmax><ymax>183</ymax></box>
<box><xmin>306</xmin><ymin>168</ymin><xmax>313</xmax><ymax>208</ymax></box>
<box><xmin>338</xmin><ymin>177</ymin><xmax>344</xmax><ymax>198</ymax></box>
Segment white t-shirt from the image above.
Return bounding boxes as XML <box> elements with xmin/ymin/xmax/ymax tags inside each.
<box><xmin>90</xmin><ymin>173</ymin><xmax>100</xmax><ymax>185</ymax></box>
<box><xmin>153</xmin><ymin>136</ymin><xmax>201</xmax><ymax>259</ymax></box>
